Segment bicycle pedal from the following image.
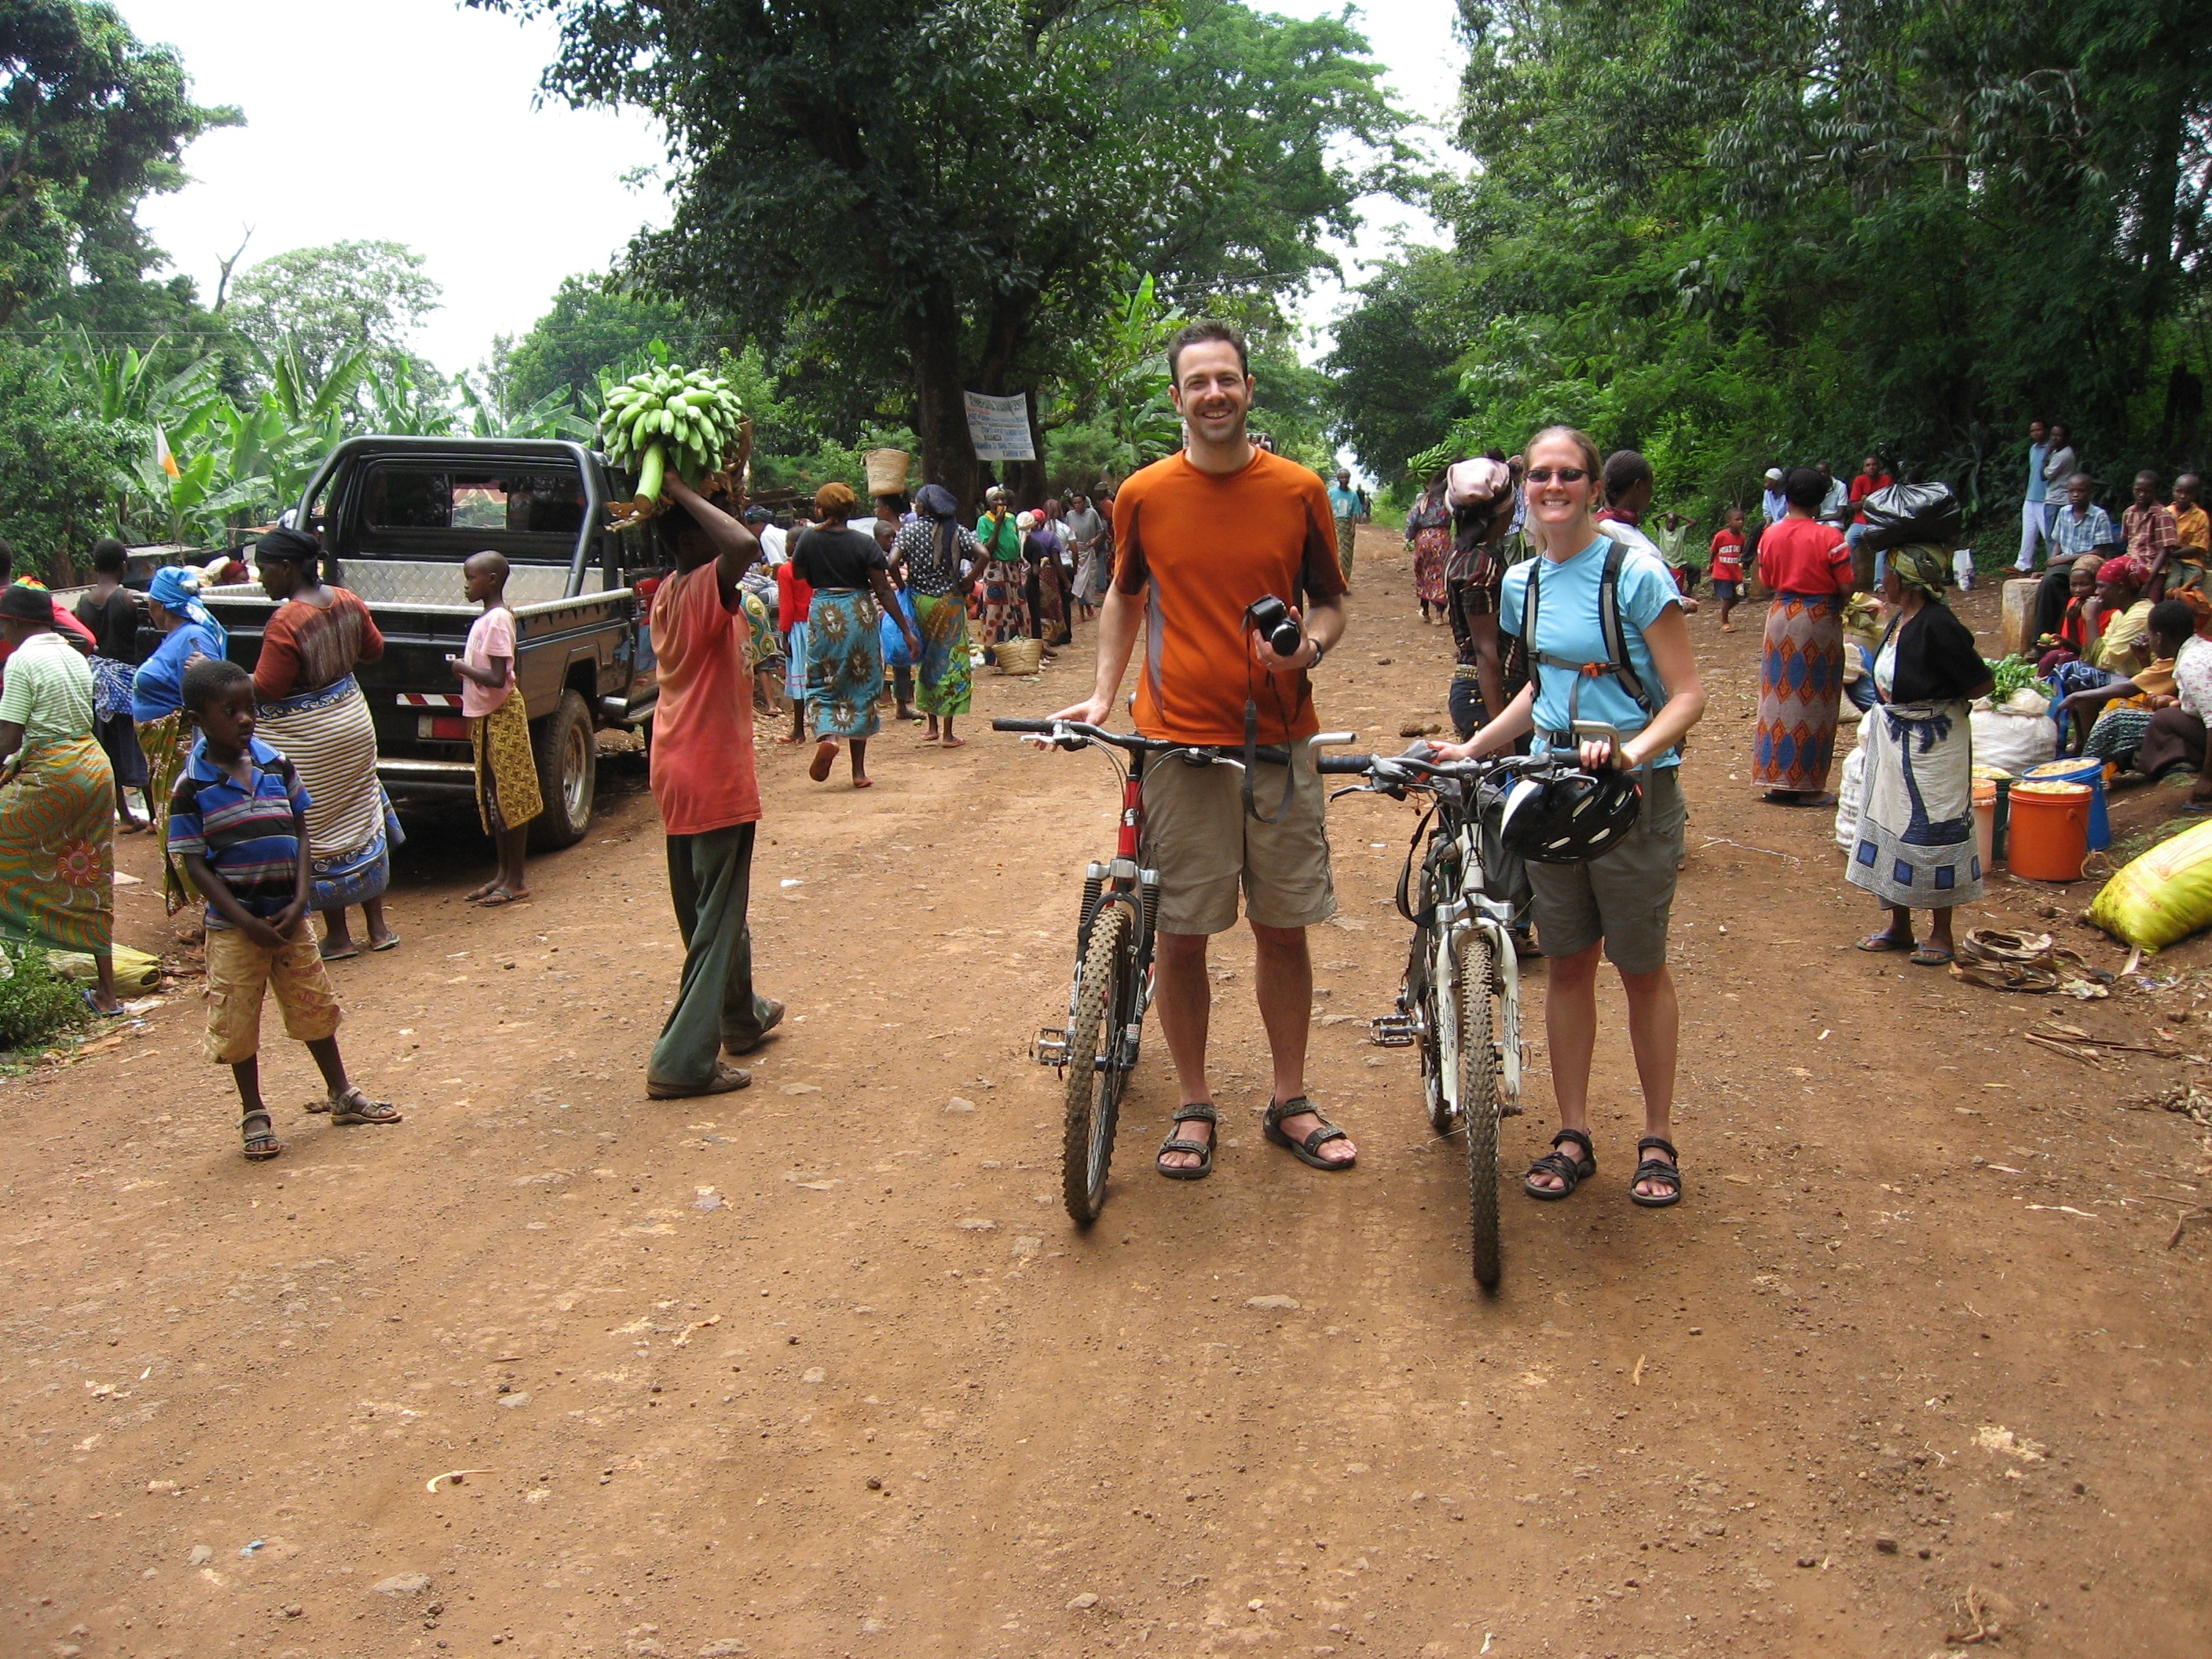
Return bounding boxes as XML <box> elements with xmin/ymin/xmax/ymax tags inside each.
<box><xmin>1369</xmin><ymin>1014</ymin><xmax>1417</xmax><ymax>1048</ymax></box>
<box><xmin>1034</xmin><ymin>1027</ymin><xmax>1071</xmax><ymax>1068</ymax></box>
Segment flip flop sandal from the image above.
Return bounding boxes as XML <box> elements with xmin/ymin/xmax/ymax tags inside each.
<box><xmin>1263</xmin><ymin>1096</ymin><xmax>1355</xmax><ymax>1171</ymax></box>
<box><xmin>370</xmin><ymin>933</ymin><xmax>401</xmax><ymax>951</ymax></box>
<box><xmin>1629</xmin><ymin>1135</ymin><xmax>1683</xmax><ymax>1208</ymax></box>
<box><xmin>240</xmin><ymin>1109</ymin><xmax>283</xmax><ymax>1161</ymax></box>
<box><xmin>646</xmin><ymin>1063</ymin><xmax>753</xmax><ymax>1100</ymax></box>
<box><xmin>80</xmin><ymin>989</ymin><xmax>128</xmax><ymax>1018</ymax></box>
<box><xmin>1157</xmin><ymin>1102</ymin><xmax>1218</xmax><ymax>1181</ymax></box>
<box><xmin>318</xmin><ymin>943</ymin><xmax>361</xmax><ymax>961</ymax></box>
<box><xmin>1524</xmin><ymin>1127</ymin><xmax>1595</xmax><ymax>1200</ymax></box>
<box><xmin>1909</xmin><ymin>946</ymin><xmax>1955</xmax><ymax>967</ymax></box>
<box><xmin>328</xmin><ymin>1089</ymin><xmax>404</xmax><ymax>1126</ymax></box>
<box><xmin>1857</xmin><ymin>932</ymin><xmax>1916</xmax><ymax>954</ymax></box>
<box><xmin>808</xmin><ymin>741</ymin><xmax>839</xmax><ymax>782</ymax></box>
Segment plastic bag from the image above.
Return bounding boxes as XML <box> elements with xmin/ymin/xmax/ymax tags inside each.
<box><xmin>1834</xmin><ymin>743</ymin><xmax>1867</xmax><ymax>851</ymax></box>
<box><xmin>1860</xmin><ymin>482</ymin><xmax>1961</xmax><ymax>552</ymax></box>
<box><xmin>2087</xmin><ymin>818</ymin><xmax>2212</xmax><ymax>951</ymax></box>
<box><xmin>1969</xmin><ymin>709</ymin><xmax>2056</xmax><ymax>778</ymax></box>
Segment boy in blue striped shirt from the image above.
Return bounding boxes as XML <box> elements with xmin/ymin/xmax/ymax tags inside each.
<box><xmin>168</xmin><ymin>657</ymin><xmax>401</xmax><ymax>1160</ymax></box>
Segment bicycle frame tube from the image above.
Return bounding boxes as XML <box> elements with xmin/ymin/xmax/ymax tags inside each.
<box><xmin>1434</xmin><ymin>819</ymin><xmax>1525</xmax><ymax>1114</ymax></box>
<box><xmin>1117</xmin><ymin>756</ymin><xmax>1145</xmax><ymax>864</ymax></box>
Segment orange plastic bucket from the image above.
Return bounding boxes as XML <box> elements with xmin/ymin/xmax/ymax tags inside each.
<box><xmin>1972</xmin><ymin>778</ymin><xmax>1998</xmax><ymax>873</ymax></box>
<box><xmin>2007</xmin><ymin>780</ymin><xmax>2091</xmax><ymax>881</ymax></box>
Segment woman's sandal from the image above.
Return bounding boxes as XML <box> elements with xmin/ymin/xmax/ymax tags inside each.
<box><xmin>241</xmin><ymin>1109</ymin><xmax>283</xmax><ymax>1161</ymax></box>
<box><xmin>1908</xmin><ymin>945</ymin><xmax>1954</xmax><ymax>967</ymax></box>
<box><xmin>1263</xmin><ymin>1096</ymin><xmax>1355</xmax><ymax>1170</ymax></box>
<box><xmin>1156</xmin><ymin>1103</ymin><xmax>1218</xmax><ymax>1181</ymax></box>
<box><xmin>1629</xmin><ymin>1136</ymin><xmax>1683</xmax><ymax>1208</ymax></box>
<box><xmin>328</xmin><ymin>1087</ymin><xmax>403</xmax><ymax>1126</ymax></box>
<box><xmin>1524</xmin><ymin>1127</ymin><xmax>1595</xmax><ymax>1200</ymax></box>
<box><xmin>1857</xmin><ymin>932</ymin><xmax>1915</xmax><ymax>954</ymax></box>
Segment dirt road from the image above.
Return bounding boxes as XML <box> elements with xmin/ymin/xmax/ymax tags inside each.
<box><xmin>7</xmin><ymin>526</ymin><xmax>2209</xmax><ymax>1658</ymax></box>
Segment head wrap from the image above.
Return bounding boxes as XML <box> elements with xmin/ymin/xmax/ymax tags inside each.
<box><xmin>1016</xmin><ymin>511</ymin><xmax>1038</xmax><ymax>533</ymax></box>
<box><xmin>148</xmin><ymin>563</ymin><xmax>228</xmax><ymax>654</ymax></box>
<box><xmin>254</xmin><ymin>526</ymin><xmax>320</xmax><ymax>568</ymax></box>
<box><xmin>0</xmin><ymin>583</ymin><xmax>53</xmax><ymax>622</ymax></box>
<box><xmin>2098</xmin><ymin>554</ymin><xmax>2151</xmax><ymax>592</ymax></box>
<box><xmin>815</xmin><ymin>482</ymin><xmax>858</xmax><ymax>521</ymax></box>
<box><xmin>914</xmin><ymin>483</ymin><xmax>959</xmax><ymax>521</ymax></box>
<box><xmin>1764</xmin><ymin>467</ymin><xmax>1785</xmax><ymax>484</ymax></box>
<box><xmin>1445</xmin><ymin>457</ymin><xmax>1511</xmax><ymax>510</ymax></box>
<box><xmin>2172</xmin><ymin>585</ymin><xmax>2212</xmax><ymax>639</ymax></box>
<box><xmin>1888</xmin><ymin>543</ymin><xmax>1950</xmax><ymax>599</ymax></box>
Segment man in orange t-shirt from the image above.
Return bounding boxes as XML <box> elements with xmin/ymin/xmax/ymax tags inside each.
<box><xmin>1053</xmin><ymin>319</ymin><xmax>1356</xmax><ymax>1180</ymax></box>
<box><xmin>644</xmin><ymin>475</ymin><xmax>783</xmax><ymax>1099</ymax></box>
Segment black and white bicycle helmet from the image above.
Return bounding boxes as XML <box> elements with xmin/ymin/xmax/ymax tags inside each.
<box><xmin>1496</xmin><ymin>769</ymin><xmax>1642</xmax><ymax>864</ymax></box>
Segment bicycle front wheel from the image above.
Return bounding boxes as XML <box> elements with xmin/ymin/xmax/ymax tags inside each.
<box><xmin>1062</xmin><ymin>900</ymin><xmax>1136</xmax><ymax>1225</ymax></box>
<box><xmin>1457</xmin><ymin>932</ymin><xmax>1502</xmax><ymax>1289</ymax></box>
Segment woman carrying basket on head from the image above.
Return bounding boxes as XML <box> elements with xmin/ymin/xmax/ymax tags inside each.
<box><xmin>1431</xmin><ymin>425</ymin><xmax>1707</xmax><ymax>1209</ymax></box>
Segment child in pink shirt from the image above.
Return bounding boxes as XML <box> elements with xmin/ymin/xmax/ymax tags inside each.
<box><xmin>445</xmin><ymin>551</ymin><xmax>542</xmax><ymax>905</ymax></box>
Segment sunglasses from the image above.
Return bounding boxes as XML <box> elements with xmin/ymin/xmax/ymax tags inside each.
<box><xmin>1524</xmin><ymin>467</ymin><xmax>1589</xmax><ymax>485</ymax></box>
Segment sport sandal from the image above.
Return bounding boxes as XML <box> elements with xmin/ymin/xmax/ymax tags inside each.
<box><xmin>1156</xmin><ymin>1102</ymin><xmax>1218</xmax><ymax>1181</ymax></box>
<box><xmin>1263</xmin><ymin>1096</ymin><xmax>1355</xmax><ymax>1171</ymax></box>
<box><xmin>1524</xmin><ymin>1127</ymin><xmax>1595</xmax><ymax>1200</ymax></box>
<box><xmin>1630</xmin><ymin>1135</ymin><xmax>1683</xmax><ymax>1208</ymax></box>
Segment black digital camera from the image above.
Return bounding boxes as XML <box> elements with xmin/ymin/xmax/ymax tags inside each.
<box><xmin>1244</xmin><ymin>594</ymin><xmax>1303</xmax><ymax>658</ymax></box>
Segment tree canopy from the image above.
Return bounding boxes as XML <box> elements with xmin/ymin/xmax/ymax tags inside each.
<box><xmin>481</xmin><ymin>0</ymin><xmax>1408</xmax><ymax>506</ymax></box>
<box><xmin>226</xmin><ymin>240</ymin><xmax>443</xmax><ymax>390</ymax></box>
<box><xmin>1331</xmin><ymin>0</ymin><xmax>2212</xmax><ymax>520</ymax></box>
<box><xmin>0</xmin><ymin>0</ymin><xmax>238</xmax><ymax>326</ymax></box>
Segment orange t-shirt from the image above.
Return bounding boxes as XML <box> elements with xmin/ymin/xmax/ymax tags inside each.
<box><xmin>647</xmin><ymin>562</ymin><xmax>762</xmax><ymax>836</ymax></box>
<box><xmin>1111</xmin><ymin>449</ymin><xmax>1348</xmax><ymax>745</ymax></box>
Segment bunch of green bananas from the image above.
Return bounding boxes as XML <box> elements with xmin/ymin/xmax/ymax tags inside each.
<box><xmin>599</xmin><ymin>367</ymin><xmax>746</xmax><ymax>509</ymax></box>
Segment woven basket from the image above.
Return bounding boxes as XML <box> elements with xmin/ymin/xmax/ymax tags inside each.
<box><xmin>994</xmin><ymin>636</ymin><xmax>1045</xmax><ymax>676</ymax></box>
<box><xmin>863</xmin><ymin>449</ymin><xmax>911</xmax><ymax>496</ymax></box>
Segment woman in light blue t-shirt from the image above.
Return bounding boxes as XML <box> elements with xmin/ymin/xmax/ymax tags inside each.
<box><xmin>1435</xmin><ymin>426</ymin><xmax>1707</xmax><ymax>1210</ymax></box>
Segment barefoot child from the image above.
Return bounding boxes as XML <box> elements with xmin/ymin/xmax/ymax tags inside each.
<box><xmin>169</xmin><ymin>657</ymin><xmax>401</xmax><ymax>1160</ymax></box>
<box><xmin>446</xmin><ymin>551</ymin><xmax>541</xmax><ymax>906</ymax></box>
<box><xmin>1710</xmin><ymin>506</ymin><xmax>1747</xmax><ymax>631</ymax></box>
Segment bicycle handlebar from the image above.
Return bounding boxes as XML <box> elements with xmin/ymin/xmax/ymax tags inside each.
<box><xmin>992</xmin><ymin>718</ymin><xmax>1357</xmax><ymax>772</ymax></box>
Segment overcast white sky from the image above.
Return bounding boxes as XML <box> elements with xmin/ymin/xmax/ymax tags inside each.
<box><xmin>125</xmin><ymin>0</ymin><xmax>1463</xmax><ymax>379</ymax></box>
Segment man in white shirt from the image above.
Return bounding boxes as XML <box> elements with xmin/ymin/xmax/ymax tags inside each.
<box><xmin>746</xmin><ymin>508</ymin><xmax>787</xmax><ymax>566</ymax></box>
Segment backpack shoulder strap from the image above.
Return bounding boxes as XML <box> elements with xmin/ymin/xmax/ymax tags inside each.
<box><xmin>1599</xmin><ymin>540</ymin><xmax>1655</xmax><ymax>717</ymax></box>
<box><xmin>1520</xmin><ymin>558</ymin><xmax>1541</xmax><ymax>705</ymax></box>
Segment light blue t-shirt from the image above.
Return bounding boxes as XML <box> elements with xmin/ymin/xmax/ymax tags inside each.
<box><xmin>1328</xmin><ymin>484</ymin><xmax>1360</xmax><ymax>519</ymax></box>
<box><xmin>2025</xmin><ymin>441</ymin><xmax>2049</xmax><ymax>504</ymax></box>
<box><xmin>1500</xmin><ymin>534</ymin><xmax>1683</xmax><ymax>768</ymax></box>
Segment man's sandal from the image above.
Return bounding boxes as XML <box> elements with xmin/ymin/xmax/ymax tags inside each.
<box><xmin>646</xmin><ymin>1063</ymin><xmax>752</xmax><ymax>1100</ymax></box>
<box><xmin>240</xmin><ymin>1109</ymin><xmax>282</xmax><ymax>1161</ymax></box>
<box><xmin>329</xmin><ymin>1087</ymin><xmax>403</xmax><ymax>1126</ymax></box>
<box><xmin>1156</xmin><ymin>1103</ymin><xmax>1218</xmax><ymax>1181</ymax></box>
<box><xmin>1524</xmin><ymin>1127</ymin><xmax>1595</xmax><ymax>1200</ymax></box>
<box><xmin>1629</xmin><ymin>1136</ymin><xmax>1683</xmax><ymax>1208</ymax></box>
<box><xmin>1263</xmin><ymin>1096</ymin><xmax>1355</xmax><ymax>1171</ymax></box>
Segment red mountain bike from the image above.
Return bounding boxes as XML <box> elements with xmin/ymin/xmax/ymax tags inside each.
<box><xmin>994</xmin><ymin>716</ymin><xmax>1353</xmax><ymax>1224</ymax></box>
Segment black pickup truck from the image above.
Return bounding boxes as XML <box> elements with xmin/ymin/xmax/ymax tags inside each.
<box><xmin>197</xmin><ymin>436</ymin><xmax>673</xmax><ymax>847</ymax></box>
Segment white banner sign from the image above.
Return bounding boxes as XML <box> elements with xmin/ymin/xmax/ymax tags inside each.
<box><xmin>963</xmin><ymin>390</ymin><xmax>1035</xmax><ymax>462</ymax></box>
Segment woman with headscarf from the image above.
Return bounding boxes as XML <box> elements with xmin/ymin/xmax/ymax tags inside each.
<box><xmin>0</xmin><ymin>583</ymin><xmax>124</xmax><ymax>1012</ymax></box>
<box><xmin>131</xmin><ymin>563</ymin><xmax>229</xmax><ymax>916</ymax></box>
<box><xmin>250</xmin><ymin>526</ymin><xmax>401</xmax><ymax>960</ymax></box>
<box><xmin>1025</xmin><ymin>510</ymin><xmax>1071</xmax><ymax>646</ymax></box>
<box><xmin>1404</xmin><ymin>475</ymin><xmax>1452</xmax><ymax>625</ymax></box>
<box><xmin>792</xmin><ymin>482</ymin><xmax>918</xmax><ymax>788</ymax></box>
<box><xmin>1848</xmin><ymin>543</ymin><xmax>1994</xmax><ymax>969</ymax></box>
<box><xmin>2060</xmin><ymin>598</ymin><xmax>2199</xmax><ymax>767</ymax></box>
<box><xmin>2133</xmin><ymin>588</ymin><xmax>2212</xmax><ymax>799</ymax></box>
<box><xmin>972</xmin><ymin>485</ymin><xmax>1029</xmax><ymax>656</ymax></box>
<box><xmin>892</xmin><ymin>485</ymin><xmax>980</xmax><ymax>745</ymax></box>
<box><xmin>2047</xmin><ymin>555</ymin><xmax>2155</xmax><ymax>723</ymax></box>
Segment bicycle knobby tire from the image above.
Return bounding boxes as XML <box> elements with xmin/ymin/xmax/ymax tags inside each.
<box><xmin>1458</xmin><ymin>932</ymin><xmax>1503</xmax><ymax>1288</ymax></box>
<box><xmin>1062</xmin><ymin>901</ymin><xmax>1135</xmax><ymax>1224</ymax></box>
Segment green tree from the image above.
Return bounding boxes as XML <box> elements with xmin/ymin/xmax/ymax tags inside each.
<box><xmin>504</xmin><ymin>273</ymin><xmax>700</xmax><ymax>408</ymax></box>
<box><xmin>0</xmin><ymin>0</ymin><xmax>238</xmax><ymax>326</ymax></box>
<box><xmin>478</xmin><ymin>0</ymin><xmax>1406</xmax><ymax>508</ymax></box>
<box><xmin>0</xmin><ymin>336</ymin><xmax>130</xmax><ymax>574</ymax></box>
<box><xmin>1324</xmin><ymin>247</ymin><xmax>1469</xmax><ymax>489</ymax></box>
<box><xmin>225</xmin><ymin>240</ymin><xmax>442</xmax><ymax>390</ymax></box>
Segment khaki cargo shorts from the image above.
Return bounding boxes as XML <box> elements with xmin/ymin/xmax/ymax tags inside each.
<box><xmin>1525</xmin><ymin>766</ymin><xmax>1686</xmax><ymax>975</ymax></box>
<box><xmin>203</xmin><ymin>925</ymin><xmax>343</xmax><ymax>1065</ymax></box>
<box><xmin>1140</xmin><ymin>738</ymin><xmax>1336</xmax><ymax>936</ymax></box>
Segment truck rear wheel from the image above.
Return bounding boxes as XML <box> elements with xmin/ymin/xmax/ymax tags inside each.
<box><xmin>530</xmin><ymin>688</ymin><xmax>596</xmax><ymax>850</ymax></box>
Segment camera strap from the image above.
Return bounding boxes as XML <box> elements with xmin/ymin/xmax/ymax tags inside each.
<box><xmin>1242</xmin><ymin>666</ymin><xmax>1307</xmax><ymax>826</ymax></box>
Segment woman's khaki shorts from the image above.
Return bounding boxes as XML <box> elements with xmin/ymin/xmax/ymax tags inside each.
<box><xmin>1140</xmin><ymin>738</ymin><xmax>1336</xmax><ymax>936</ymax></box>
<box><xmin>203</xmin><ymin>925</ymin><xmax>343</xmax><ymax>1065</ymax></box>
<box><xmin>1525</xmin><ymin>767</ymin><xmax>1686</xmax><ymax>974</ymax></box>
